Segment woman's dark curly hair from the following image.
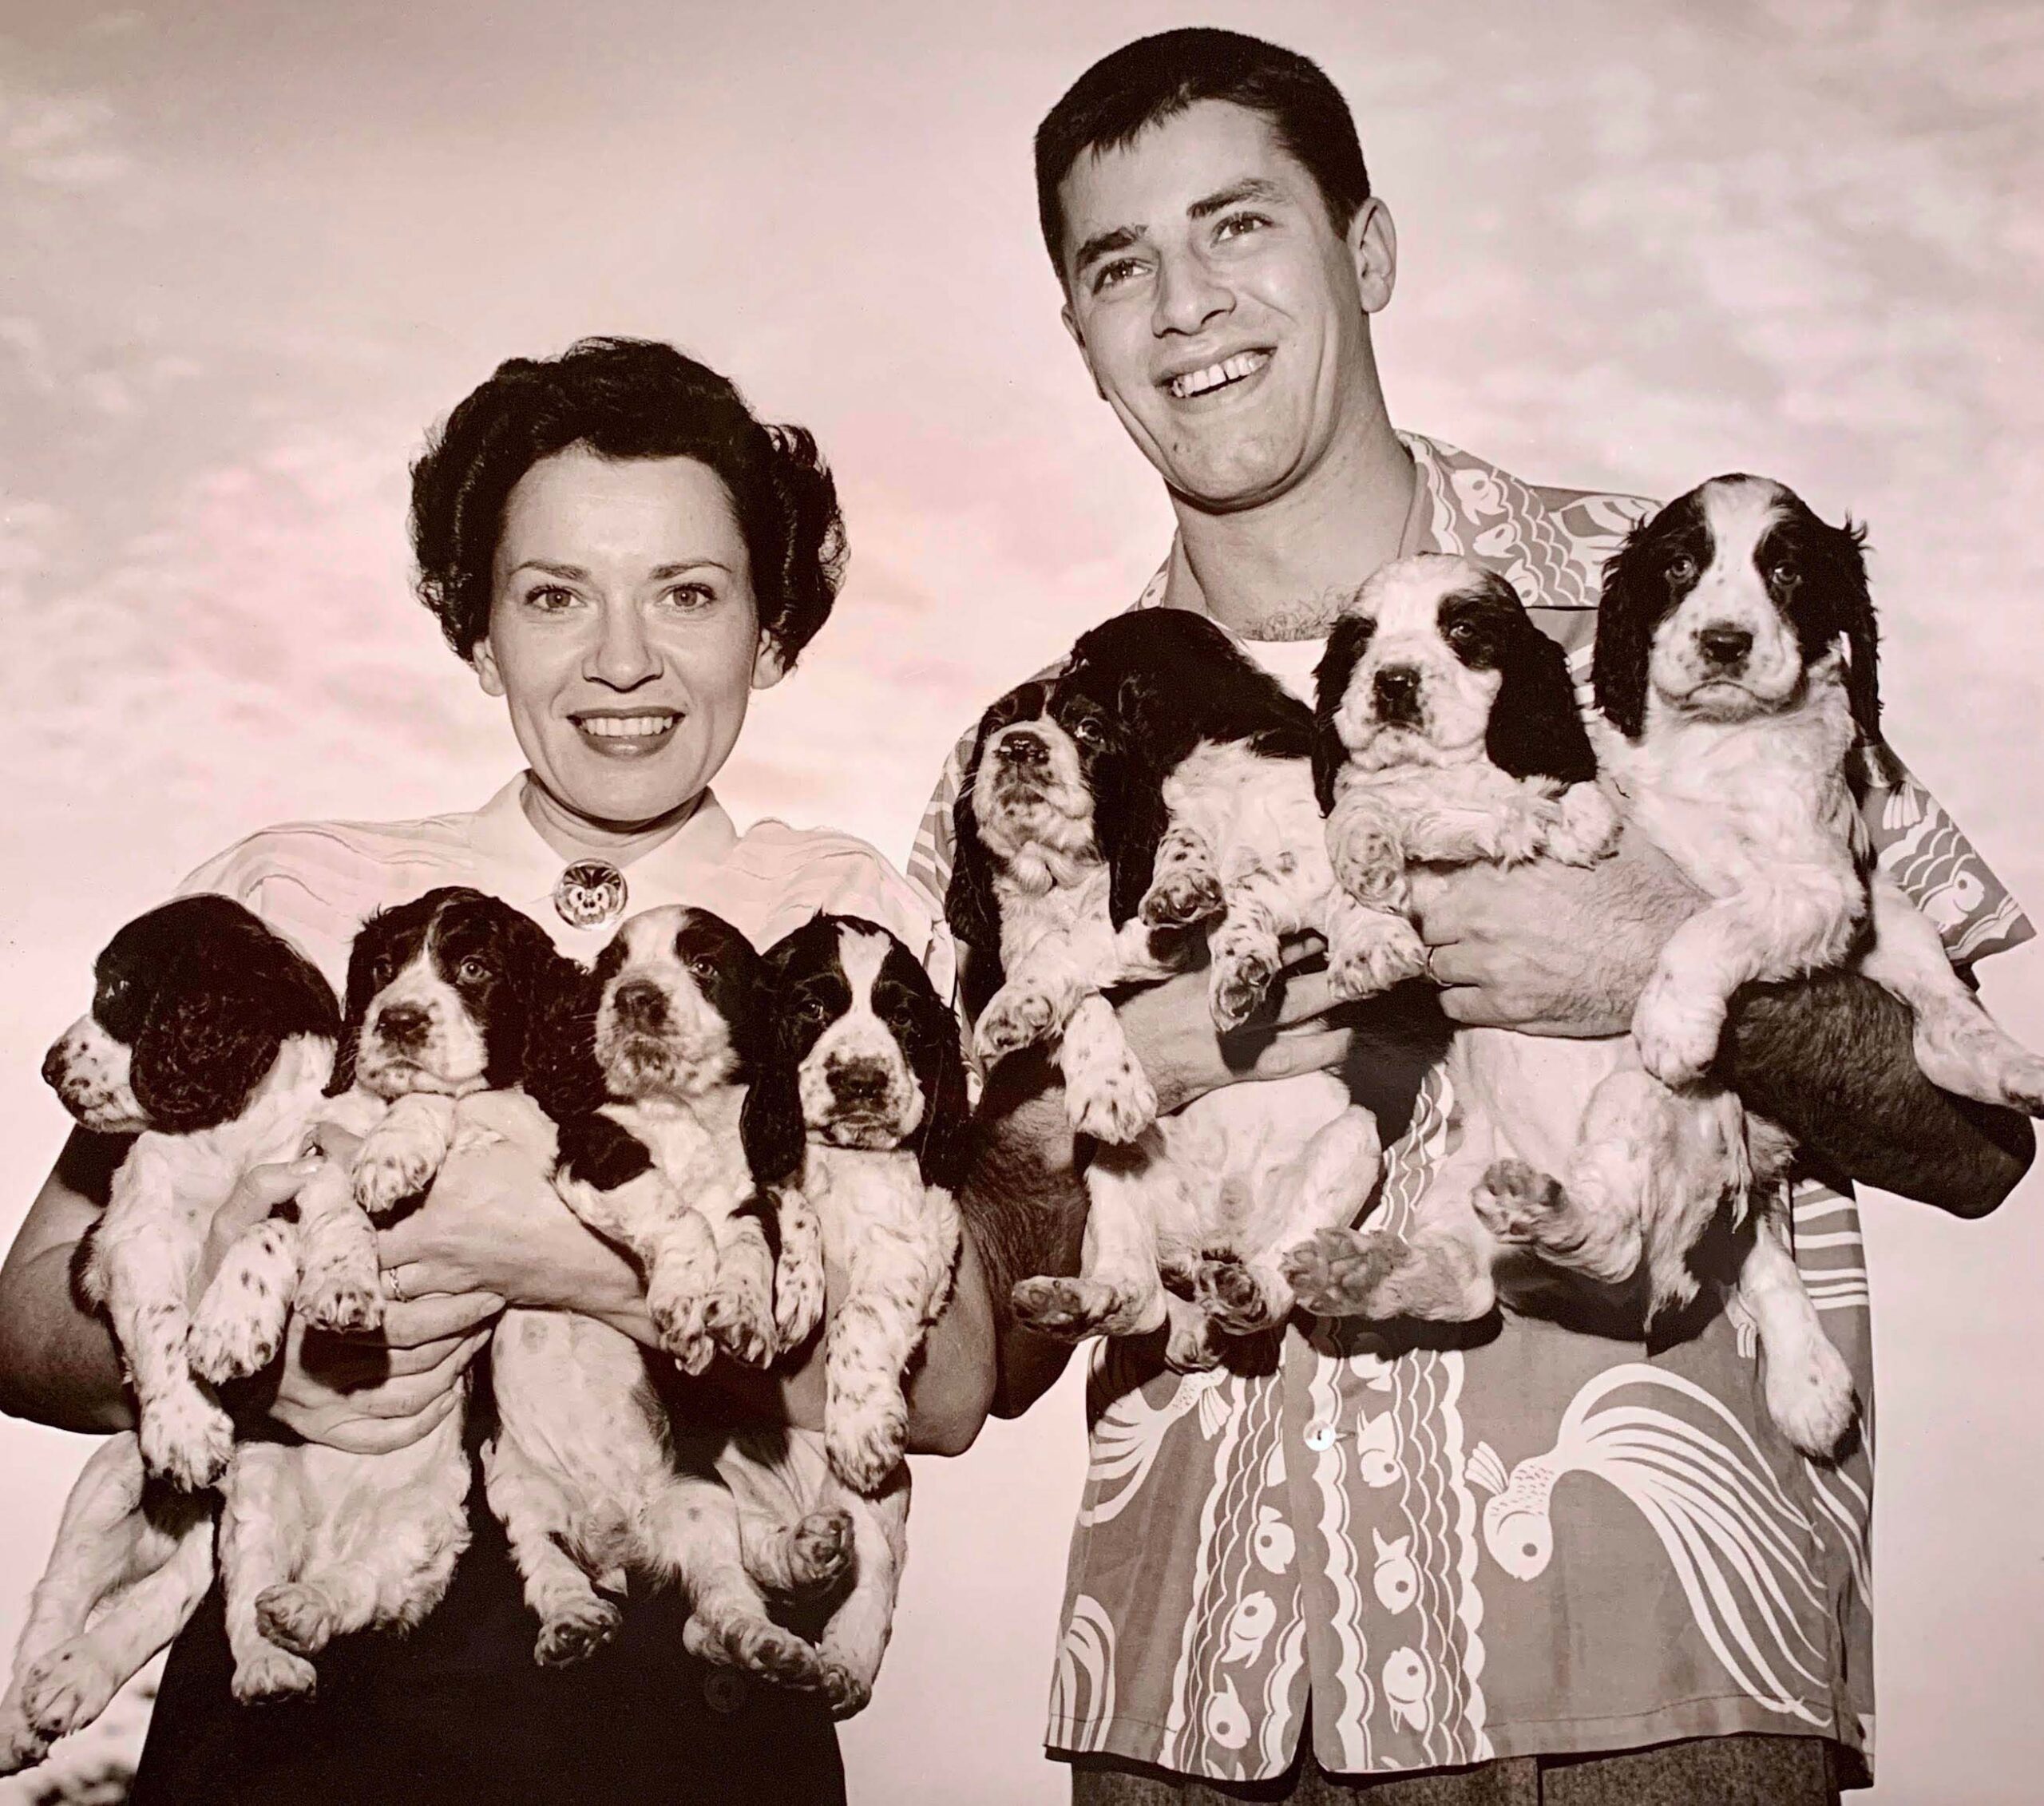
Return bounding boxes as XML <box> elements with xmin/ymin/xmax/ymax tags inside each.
<box><xmin>410</xmin><ymin>337</ymin><xmax>848</xmax><ymax>667</ymax></box>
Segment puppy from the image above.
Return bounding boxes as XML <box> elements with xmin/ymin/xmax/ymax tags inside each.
<box><xmin>742</xmin><ymin>914</ymin><xmax>968</xmax><ymax>1495</ymax></box>
<box><xmin>550</xmin><ymin>905</ymin><xmax>822</xmax><ymax>1373</ymax></box>
<box><xmin>948</xmin><ymin>624</ymin><xmax>1383</xmax><ymax>1369</ymax></box>
<box><xmin>42</xmin><ymin>895</ymin><xmax>339</xmax><ymax>1491</ymax></box>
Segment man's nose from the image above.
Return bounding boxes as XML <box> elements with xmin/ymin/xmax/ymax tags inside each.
<box><xmin>1151</xmin><ymin>248</ymin><xmax>1232</xmax><ymax>339</ymax></box>
<box><xmin>998</xmin><ymin>731</ymin><xmax>1049</xmax><ymax>769</ymax></box>
<box><xmin>1697</xmin><ymin>624</ymin><xmax>1754</xmax><ymax>668</ymax></box>
<box><xmin>588</xmin><ymin>600</ymin><xmax>660</xmax><ymax>688</ymax></box>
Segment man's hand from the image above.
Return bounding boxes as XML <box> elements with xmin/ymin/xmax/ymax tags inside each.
<box><xmin>1119</xmin><ymin>947</ymin><xmax>1360</xmax><ymax>1116</ymax></box>
<box><xmin>1408</xmin><ymin>822</ymin><xmax>1701</xmax><ymax>1036</ymax></box>
<box><xmin>264</xmin><ymin>1289</ymin><xmax>500</xmax><ymax>1455</ymax></box>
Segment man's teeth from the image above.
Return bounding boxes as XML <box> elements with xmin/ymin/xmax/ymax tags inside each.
<box><xmin>579</xmin><ymin>715</ymin><xmax>677</xmax><ymax>739</ymax></box>
<box><xmin>1170</xmin><ymin>351</ymin><xmax>1270</xmax><ymax>398</ymax></box>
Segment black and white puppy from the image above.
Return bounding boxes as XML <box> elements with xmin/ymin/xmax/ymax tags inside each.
<box><xmin>4</xmin><ymin>897</ymin><xmax>335</xmax><ymax>1766</ymax></box>
<box><xmin>1592</xmin><ymin>473</ymin><xmax>2044</xmax><ymax>1112</ymax></box>
<box><xmin>550</xmin><ymin>905</ymin><xmax>822</xmax><ymax>1373</ymax></box>
<box><xmin>949</xmin><ymin>621</ymin><xmax>1383</xmax><ymax>1369</ymax></box>
<box><xmin>743</xmin><ymin>913</ymin><xmax>967</xmax><ymax>1494</ymax></box>
<box><xmin>1310</xmin><ymin>552</ymin><xmax>1621</xmax><ymax>1000</ymax></box>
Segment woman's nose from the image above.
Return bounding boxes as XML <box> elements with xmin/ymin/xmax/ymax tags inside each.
<box><xmin>588</xmin><ymin>600</ymin><xmax>660</xmax><ymax>687</ymax></box>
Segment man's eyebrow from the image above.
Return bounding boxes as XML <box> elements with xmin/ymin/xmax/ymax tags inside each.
<box><xmin>1186</xmin><ymin>176</ymin><xmax>1289</xmax><ymax>221</ymax></box>
<box><xmin>1072</xmin><ymin>223</ymin><xmax>1144</xmax><ymax>275</ymax></box>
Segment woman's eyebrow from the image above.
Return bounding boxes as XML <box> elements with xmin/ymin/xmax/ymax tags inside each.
<box><xmin>648</xmin><ymin>560</ymin><xmax>734</xmax><ymax>580</ymax></box>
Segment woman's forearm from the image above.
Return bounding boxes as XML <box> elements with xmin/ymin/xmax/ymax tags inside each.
<box><xmin>0</xmin><ymin>1135</ymin><xmax>136</xmax><ymax>1433</ymax></box>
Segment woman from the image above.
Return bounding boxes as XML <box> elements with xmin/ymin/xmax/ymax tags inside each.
<box><xmin>0</xmin><ymin>337</ymin><xmax>993</xmax><ymax>1805</ymax></box>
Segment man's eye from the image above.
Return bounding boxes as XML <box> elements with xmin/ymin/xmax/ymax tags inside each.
<box><xmin>1091</xmin><ymin>257</ymin><xmax>1143</xmax><ymax>295</ymax></box>
<box><xmin>1666</xmin><ymin>554</ymin><xmax>1698</xmax><ymax>585</ymax></box>
<box><xmin>1214</xmin><ymin>211</ymin><xmax>1270</xmax><ymax>244</ymax></box>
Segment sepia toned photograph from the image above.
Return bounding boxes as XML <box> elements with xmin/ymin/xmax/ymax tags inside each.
<box><xmin>2</xmin><ymin>3</ymin><xmax>2039</xmax><ymax>1802</ymax></box>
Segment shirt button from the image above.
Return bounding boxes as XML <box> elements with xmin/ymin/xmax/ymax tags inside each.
<box><xmin>703</xmin><ymin>1669</ymin><xmax>747</xmax><ymax>1717</ymax></box>
<box><xmin>1304</xmin><ymin>1422</ymin><xmax>1337</xmax><ymax>1452</ymax></box>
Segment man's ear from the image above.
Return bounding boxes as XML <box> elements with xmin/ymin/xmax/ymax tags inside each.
<box><xmin>1060</xmin><ymin>301</ymin><xmax>1108</xmax><ymax>403</ymax></box>
<box><xmin>1348</xmin><ymin>196</ymin><xmax>1397</xmax><ymax>315</ymax></box>
<box><xmin>473</xmin><ymin>638</ymin><xmax>505</xmax><ymax>699</ymax></box>
<box><xmin>751</xmin><ymin>634</ymin><xmax>787</xmax><ymax>692</ymax></box>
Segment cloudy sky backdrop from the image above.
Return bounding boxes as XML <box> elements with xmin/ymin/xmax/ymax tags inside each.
<box><xmin>2</xmin><ymin>2</ymin><xmax>2041</xmax><ymax>1800</ymax></box>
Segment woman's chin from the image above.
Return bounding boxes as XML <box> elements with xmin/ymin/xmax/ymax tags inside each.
<box><xmin>532</xmin><ymin>746</ymin><xmax>722</xmax><ymax>838</ymax></box>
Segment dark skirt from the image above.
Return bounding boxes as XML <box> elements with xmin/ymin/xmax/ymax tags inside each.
<box><xmin>131</xmin><ymin>1488</ymin><xmax>845</xmax><ymax>1806</ymax></box>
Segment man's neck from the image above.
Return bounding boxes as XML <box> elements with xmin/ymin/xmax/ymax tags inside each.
<box><xmin>1168</xmin><ymin>412</ymin><xmax>1416</xmax><ymax>640</ymax></box>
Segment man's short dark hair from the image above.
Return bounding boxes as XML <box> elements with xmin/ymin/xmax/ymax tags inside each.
<box><xmin>1034</xmin><ymin>27</ymin><xmax>1372</xmax><ymax>284</ymax></box>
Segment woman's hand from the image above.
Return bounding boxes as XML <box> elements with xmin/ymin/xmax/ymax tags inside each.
<box><xmin>188</xmin><ymin>1155</ymin><xmax>326</xmax><ymax>1309</ymax></box>
<box><xmin>375</xmin><ymin>1139</ymin><xmax>648</xmax><ymax>1324</ymax></box>
<box><xmin>264</xmin><ymin>1290</ymin><xmax>501</xmax><ymax>1455</ymax></box>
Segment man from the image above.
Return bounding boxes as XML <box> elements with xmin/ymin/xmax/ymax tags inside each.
<box><xmin>907</xmin><ymin>27</ymin><xmax>2033</xmax><ymax>1805</ymax></box>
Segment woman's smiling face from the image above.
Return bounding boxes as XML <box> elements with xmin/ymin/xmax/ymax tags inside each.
<box><xmin>473</xmin><ymin>446</ymin><xmax>785</xmax><ymax>832</ymax></box>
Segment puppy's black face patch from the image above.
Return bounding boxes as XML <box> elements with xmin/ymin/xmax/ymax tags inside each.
<box><xmin>1437</xmin><ymin>574</ymin><xmax>1537</xmax><ymax>672</ymax></box>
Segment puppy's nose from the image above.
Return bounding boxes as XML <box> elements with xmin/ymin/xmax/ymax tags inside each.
<box><xmin>612</xmin><ymin>979</ymin><xmax>667</xmax><ymax>1032</ymax></box>
<box><xmin>40</xmin><ymin>1045</ymin><xmax>66</xmax><ymax>1092</ymax></box>
<box><xmin>375</xmin><ymin>1002</ymin><xmax>430</xmax><ymax>1051</ymax></box>
<box><xmin>998</xmin><ymin>731</ymin><xmax>1049</xmax><ymax>769</ymax></box>
<box><xmin>1697</xmin><ymin>624</ymin><xmax>1753</xmax><ymax>668</ymax></box>
<box><xmin>1373</xmin><ymin>665</ymin><xmax>1422</xmax><ymax>720</ymax></box>
<box><xmin>826</xmin><ymin>1059</ymin><xmax>893</xmax><ymax>1110</ymax></box>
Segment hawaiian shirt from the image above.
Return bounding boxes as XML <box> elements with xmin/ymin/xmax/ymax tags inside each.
<box><xmin>905</xmin><ymin>433</ymin><xmax>2031</xmax><ymax>1787</ymax></box>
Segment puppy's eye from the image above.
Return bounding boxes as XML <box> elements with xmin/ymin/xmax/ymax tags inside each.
<box><xmin>456</xmin><ymin>956</ymin><xmax>491</xmax><ymax>985</ymax></box>
<box><xmin>1072</xmin><ymin>718</ymin><xmax>1105</xmax><ymax>748</ymax></box>
<box><xmin>1666</xmin><ymin>554</ymin><xmax>1698</xmax><ymax>585</ymax></box>
<box><xmin>1769</xmin><ymin>560</ymin><xmax>1800</xmax><ymax>590</ymax></box>
<box><xmin>1443</xmin><ymin>621</ymin><xmax>1475</xmax><ymax>647</ymax></box>
<box><xmin>687</xmin><ymin>955</ymin><xmax>719</xmax><ymax>983</ymax></box>
<box><xmin>796</xmin><ymin>995</ymin><xmax>833</xmax><ymax>1025</ymax></box>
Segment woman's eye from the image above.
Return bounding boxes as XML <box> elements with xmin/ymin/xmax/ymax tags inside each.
<box><xmin>661</xmin><ymin>583</ymin><xmax>716</xmax><ymax>612</ymax></box>
<box><xmin>526</xmin><ymin>584</ymin><xmax>580</xmax><ymax>612</ymax></box>
<box><xmin>1666</xmin><ymin>555</ymin><xmax>1697</xmax><ymax>585</ymax></box>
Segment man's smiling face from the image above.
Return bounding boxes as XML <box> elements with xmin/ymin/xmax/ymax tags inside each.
<box><xmin>1057</xmin><ymin>99</ymin><xmax>1394</xmax><ymax>513</ymax></box>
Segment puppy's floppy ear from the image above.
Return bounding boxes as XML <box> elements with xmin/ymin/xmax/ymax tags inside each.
<box><xmin>480</xmin><ymin>902</ymin><xmax>575</xmax><ymax>1092</ymax></box>
<box><xmin>909</xmin><ymin>984</ymin><xmax>973</xmax><ymax>1193</ymax></box>
<box><xmin>945</xmin><ymin>718</ymin><xmax>1012</xmax><ymax>1016</ymax></box>
<box><xmin>739</xmin><ymin>946</ymin><xmax>808</xmax><ymax>1188</ymax></box>
<box><xmin>1485</xmin><ymin>603</ymin><xmax>1598</xmax><ymax>786</ymax></box>
<box><xmin>521</xmin><ymin>956</ymin><xmax>607</xmax><ymax>1121</ymax></box>
<box><xmin>1824</xmin><ymin>517</ymin><xmax>1901</xmax><ymax>789</ymax></box>
<box><xmin>1095</xmin><ymin>750</ymin><xmax>1171</xmax><ymax>929</ymax></box>
<box><xmin>1591</xmin><ymin>517</ymin><xmax>1667</xmax><ymax>742</ymax></box>
<box><xmin>1312</xmin><ymin>614</ymin><xmax>1375</xmax><ymax>812</ymax></box>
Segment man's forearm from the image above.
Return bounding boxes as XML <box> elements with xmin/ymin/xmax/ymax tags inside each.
<box><xmin>1727</xmin><ymin>970</ymin><xmax>2034</xmax><ymax>1215</ymax></box>
<box><xmin>958</xmin><ymin>1048</ymin><xmax>1087</xmax><ymax>1420</ymax></box>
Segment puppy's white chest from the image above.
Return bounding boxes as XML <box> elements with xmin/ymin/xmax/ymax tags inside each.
<box><xmin>806</xmin><ymin>1146</ymin><xmax>929</xmax><ymax>1262</ymax></box>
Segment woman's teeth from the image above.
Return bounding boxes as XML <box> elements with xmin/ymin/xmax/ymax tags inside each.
<box><xmin>577</xmin><ymin>714</ymin><xmax>677</xmax><ymax>739</ymax></box>
<box><xmin>1169</xmin><ymin>351</ymin><xmax>1270</xmax><ymax>399</ymax></box>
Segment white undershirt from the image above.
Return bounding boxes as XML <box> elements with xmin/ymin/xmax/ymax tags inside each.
<box><xmin>1232</xmin><ymin>633</ymin><xmax>1328</xmax><ymax>708</ymax></box>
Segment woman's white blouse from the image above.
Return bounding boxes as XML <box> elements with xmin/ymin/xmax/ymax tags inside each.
<box><xmin>178</xmin><ymin>774</ymin><xmax>953</xmax><ymax>994</ymax></box>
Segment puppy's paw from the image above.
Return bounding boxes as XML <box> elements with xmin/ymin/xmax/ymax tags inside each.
<box><xmin>773</xmin><ymin>1234</ymin><xmax>826</xmax><ymax>1353</ymax></box>
<box><xmin>188</xmin><ymin>1301</ymin><xmax>287</xmax><ymax>1384</ymax></box>
<box><xmin>827</xmin><ymin>1402</ymin><xmax>909</xmax><ymax>1496</ymax></box>
<box><xmin>687</xmin><ymin>1611</ymin><xmax>825</xmax><ymax>1692</ymax></box>
<box><xmin>1192</xmin><ymin>1253</ymin><xmax>1283</xmax><ymax>1335</ymax></box>
<box><xmin>1765</xmin><ymin>1332</ymin><xmax>1859</xmax><ymax>1462</ymax></box>
<box><xmin>647</xmin><ymin>1271</ymin><xmax>715</xmax><ymax>1376</ymax></box>
<box><xmin>0</xmin><ymin>1702</ymin><xmax>49</xmax><ymax>1776</ymax></box>
<box><xmin>19</xmin><ymin>1645</ymin><xmax>121</xmax><ymax>1744</ymax></box>
<box><xmin>974</xmin><ymin>986</ymin><xmax>1059</xmax><ymax>1063</ymax></box>
<box><xmin>785</xmin><ymin>1509</ymin><xmax>855</xmax><ymax>1594</ymax></box>
<box><xmin>139</xmin><ymin>1390</ymin><xmax>234</xmax><ymax>1492</ymax></box>
<box><xmin>821</xmin><ymin>1659</ymin><xmax>873</xmax><ymax>1720</ymax></box>
<box><xmin>1472</xmin><ymin>1158</ymin><xmax>1567</xmax><ymax>1243</ymax></box>
<box><xmin>1632</xmin><ymin>972</ymin><xmax>1726</xmax><ymax>1088</ymax></box>
<box><xmin>1209</xmin><ymin>943</ymin><xmax>1279</xmax><ymax>1030</ymax></box>
<box><xmin>1281</xmin><ymin>1227</ymin><xmax>1408</xmax><ymax>1318</ymax></box>
<box><xmin>534</xmin><ymin>1597</ymin><xmax>623</xmax><ymax>1669</ymax></box>
<box><xmin>256</xmin><ymin>1582</ymin><xmax>335</xmax><ymax>1657</ymax></box>
<box><xmin>1163</xmin><ymin>1302</ymin><xmax>1222</xmax><ymax>1373</ymax></box>
<box><xmin>1141</xmin><ymin>867</ymin><xmax>1224</xmax><ymax>930</ymax></box>
<box><xmin>1546</xmin><ymin>785</ymin><xmax>1622</xmax><ymax>866</ymax></box>
<box><xmin>1065</xmin><ymin>1044</ymin><xmax>1158</xmax><ymax>1145</ymax></box>
<box><xmin>1326</xmin><ymin>914</ymin><xmax>1427</xmax><ymax>1000</ymax></box>
<box><xmin>295</xmin><ymin>1267</ymin><xmax>384</xmax><ymax>1339</ymax></box>
<box><xmin>351</xmin><ymin>1136</ymin><xmax>439</xmax><ymax>1218</ymax></box>
<box><xmin>232</xmin><ymin>1644</ymin><xmax>319</xmax><ymax>1704</ymax></box>
<box><xmin>1010</xmin><ymin>1274</ymin><xmax>1156</xmax><ymax>1341</ymax></box>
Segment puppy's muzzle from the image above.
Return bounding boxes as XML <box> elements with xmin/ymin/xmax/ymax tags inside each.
<box><xmin>826</xmin><ymin>1058</ymin><xmax>894</xmax><ymax>1112</ymax></box>
<box><xmin>1695</xmin><ymin>624</ymin><xmax>1753</xmax><ymax>671</ymax></box>
<box><xmin>40</xmin><ymin>1044</ymin><xmax>69</xmax><ymax>1095</ymax></box>
<box><xmin>1372</xmin><ymin>664</ymin><xmax>1424</xmax><ymax>729</ymax></box>
<box><xmin>374</xmin><ymin>1002</ymin><xmax>431</xmax><ymax>1052</ymax></box>
<box><xmin>996</xmin><ymin>729</ymin><xmax>1051</xmax><ymax>771</ymax></box>
<box><xmin>612</xmin><ymin>979</ymin><xmax>667</xmax><ymax>1034</ymax></box>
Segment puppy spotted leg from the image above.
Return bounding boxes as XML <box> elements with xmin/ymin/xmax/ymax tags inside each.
<box><xmin>481</xmin><ymin>1432</ymin><xmax>620</xmax><ymax>1668</ymax></box>
<box><xmin>1324</xmin><ymin>794</ymin><xmax>1426</xmax><ymax>999</ymax></box>
<box><xmin>1058</xmin><ymin>993</ymin><xmax>1158</xmax><ymax>1144</ymax></box>
<box><xmin>351</xmin><ymin>1092</ymin><xmax>460</xmax><ymax>1217</ymax></box>
<box><xmin>653</xmin><ymin>1478</ymin><xmax>824</xmax><ymax>1691</ymax></box>
<box><xmin>975</xmin><ymin>939</ymin><xmax>1090</xmax><ymax>1066</ymax></box>
<box><xmin>291</xmin><ymin>1158</ymin><xmax>385</xmax><ymax>1337</ymax></box>
<box><xmin>1634</xmin><ymin>864</ymin><xmax>1864</xmax><ymax>1087</ymax></box>
<box><xmin>1012</xmin><ymin>1136</ymin><xmax>1171</xmax><ymax>1342</ymax></box>
<box><xmin>218</xmin><ymin>1448</ymin><xmax>317</xmax><ymax>1701</ymax></box>
<box><xmin>557</xmin><ymin>1143</ymin><xmax>723</xmax><ymax>1375</ymax></box>
<box><xmin>1141</xmin><ymin>822</ymin><xmax>1223</xmax><ymax>929</ymax></box>
<box><xmin>1401</xmin><ymin>794</ymin><xmax>1562</xmax><ymax>869</ymax></box>
<box><xmin>815</xmin><ymin>1476</ymin><xmax>909</xmax><ymax>1719</ymax></box>
<box><xmin>188</xmin><ymin>1214</ymin><xmax>304</xmax><ymax>1382</ymax></box>
<box><xmin>826</xmin><ymin>1214</ymin><xmax>958</xmax><ymax>1495</ymax></box>
<box><xmin>704</xmin><ymin>1192</ymin><xmax>778</xmax><ymax>1370</ymax></box>
<box><xmin>1862</xmin><ymin>877</ymin><xmax>2044</xmax><ymax>1113</ymax></box>
<box><xmin>1737</xmin><ymin>1199</ymin><xmax>1856</xmax><ymax>1460</ymax></box>
<box><xmin>1206</xmin><ymin>871</ymin><xmax>1297</xmax><ymax>1030</ymax></box>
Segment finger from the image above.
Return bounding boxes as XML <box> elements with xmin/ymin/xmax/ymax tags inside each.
<box><xmin>216</xmin><ymin>1157</ymin><xmax>323</xmax><ymax>1235</ymax></box>
<box><xmin>1269</xmin><ymin>968</ymin><xmax>1342</xmax><ymax>1028</ymax></box>
<box><xmin>1436</xmin><ymin>986</ymin><xmax>1507</xmax><ymax>1028</ymax></box>
<box><xmin>1423</xmin><ymin>943</ymin><xmax>1487</xmax><ymax>988</ymax></box>
<box><xmin>1248</xmin><ymin>1026</ymin><xmax>1353</xmax><ymax>1082</ymax></box>
<box><xmin>312</xmin><ymin>1123</ymin><xmax>363</xmax><ymax>1164</ymax></box>
<box><xmin>319</xmin><ymin>1386</ymin><xmax>463</xmax><ymax>1455</ymax></box>
<box><xmin>374</xmin><ymin>1218</ymin><xmax>431</xmax><ymax>1269</ymax></box>
<box><xmin>378</xmin><ymin>1291</ymin><xmax>505</xmax><ymax>1349</ymax></box>
<box><xmin>376</xmin><ymin>1329</ymin><xmax>486</xmax><ymax>1380</ymax></box>
<box><xmin>358</xmin><ymin>1331</ymin><xmax>489</xmax><ymax>1419</ymax></box>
